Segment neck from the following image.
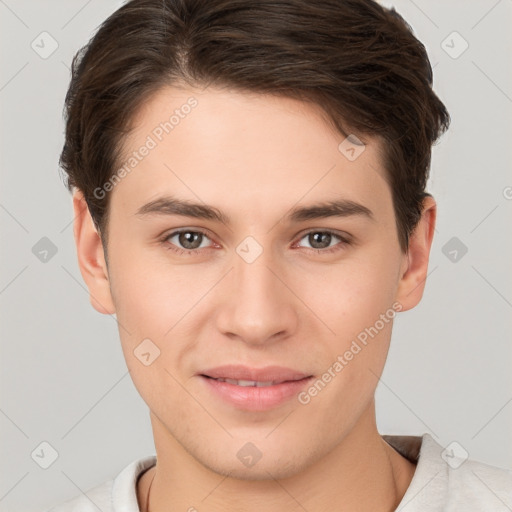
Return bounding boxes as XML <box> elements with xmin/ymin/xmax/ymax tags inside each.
<box><xmin>138</xmin><ymin>403</ymin><xmax>416</xmax><ymax>512</ymax></box>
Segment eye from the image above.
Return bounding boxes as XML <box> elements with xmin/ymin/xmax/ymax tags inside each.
<box><xmin>160</xmin><ymin>228</ymin><xmax>352</xmax><ymax>256</ymax></box>
<box><xmin>162</xmin><ymin>229</ymin><xmax>214</xmax><ymax>255</ymax></box>
<box><xmin>295</xmin><ymin>230</ymin><xmax>351</xmax><ymax>254</ymax></box>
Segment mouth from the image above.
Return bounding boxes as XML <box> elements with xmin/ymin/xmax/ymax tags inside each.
<box><xmin>201</xmin><ymin>375</ymin><xmax>307</xmax><ymax>387</ymax></box>
<box><xmin>198</xmin><ymin>365</ymin><xmax>314</xmax><ymax>411</ymax></box>
<box><xmin>199</xmin><ymin>364</ymin><xmax>311</xmax><ymax>382</ymax></box>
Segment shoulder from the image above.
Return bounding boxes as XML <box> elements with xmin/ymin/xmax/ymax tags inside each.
<box><xmin>43</xmin><ymin>479</ymin><xmax>113</xmax><ymax>512</ymax></box>
<box><xmin>445</xmin><ymin>457</ymin><xmax>512</xmax><ymax>509</ymax></box>
<box><xmin>43</xmin><ymin>455</ymin><xmax>157</xmax><ymax>512</ymax></box>
<box><xmin>384</xmin><ymin>433</ymin><xmax>512</xmax><ymax>511</ymax></box>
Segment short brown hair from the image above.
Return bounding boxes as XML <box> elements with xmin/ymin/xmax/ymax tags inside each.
<box><xmin>60</xmin><ymin>0</ymin><xmax>450</xmax><ymax>253</ymax></box>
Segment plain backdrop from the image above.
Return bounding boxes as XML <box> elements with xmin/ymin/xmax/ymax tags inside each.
<box><xmin>1</xmin><ymin>1</ymin><xmax>511</xmax><ymax>511</ymax></box>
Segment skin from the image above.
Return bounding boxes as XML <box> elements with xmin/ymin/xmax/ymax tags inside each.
<box><xmin>73</xmin><ymin>84</ymin><xmax>435</xmax><ymax>511</ymax></box>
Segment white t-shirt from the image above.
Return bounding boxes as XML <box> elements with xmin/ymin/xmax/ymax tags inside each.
<box><xmin>44</xmin><ymin>433</ymin><xmax>512</xmax><ymax>511</ymax></box>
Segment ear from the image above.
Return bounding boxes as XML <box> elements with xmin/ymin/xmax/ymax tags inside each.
<box><xmin>72</xmin><ymin>189</ymin><xmax>116</xmax><ymax>315</ymax></box>
<box><xmin>395</xmin><ymin>195</ymin><xmax>437</xmax><ymax>312</ymax></box>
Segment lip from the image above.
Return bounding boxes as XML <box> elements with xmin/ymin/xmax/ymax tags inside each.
<box><xmin>198</xmin><ymin>365</ymin><xmax>314</xmax><ymax>411</ymax></box>
<box><xmin>199</xmin><ymin>364</ymin><xmax>311</xmax><ymax>383</ymax></box>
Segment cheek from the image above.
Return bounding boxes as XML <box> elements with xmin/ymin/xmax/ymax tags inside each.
<box><xmin>296</xmin><ymin>244</ymin><xmax>400</xmax><ymax>397</ymax></box>
<box><xmin>107</xmin><ymin>246</ymin><xmax>222</xmax><ymax>377</ymax></box>
<box><xmin>108</xmin><ymin>256</ymin><xmax>196</xmax><ymax>410</ymax></box>
<box><xmin>296</xmin><ymin>250</ymin><xmax>399</xmax><ymax>337</ymax></box>
<box><xmin>109</xmin><ymin>247</ymin><xmax>199</xmax><ymax>335</ymax></box>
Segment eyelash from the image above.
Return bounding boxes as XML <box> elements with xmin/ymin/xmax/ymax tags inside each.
<box><xmin>160</xmin><ymin>228</ymin><xmax>352</xmax><ymax>256</ymax></box>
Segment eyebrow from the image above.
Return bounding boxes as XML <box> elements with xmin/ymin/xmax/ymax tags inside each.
<box><xmin>135</xmin><ymin>195</ymin><xmax>374</xmax><ymax>224</ymax></box>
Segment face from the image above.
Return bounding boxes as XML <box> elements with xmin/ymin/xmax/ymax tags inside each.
<box><xmin>75</xmin><ymin>84</ymin><xmax>434</xmax><ymax>480</ymax></box>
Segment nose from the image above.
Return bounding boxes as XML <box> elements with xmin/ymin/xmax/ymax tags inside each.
<box><xmin>215</xmin><ymin>244</ymin><xmax>299</xmax><ymax>347</ymax></box>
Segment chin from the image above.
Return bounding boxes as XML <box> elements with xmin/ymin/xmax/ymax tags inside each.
<box><xmin>192</xmin><ymin>436</ymin><xmax>318</xmax><ymax>482</ymax></box>
<box><xmin>204</xmin><ymin>456</ymin><xmax>305</xmax><ymax>481</ymax></box>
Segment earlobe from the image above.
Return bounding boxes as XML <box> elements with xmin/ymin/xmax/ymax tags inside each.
<box><xmin>396</xmin><ymin>195</ymin><xmax>437</xmax><ymax>312</ymax></box>
<box><xmin>72</xmin><ymin>189</ymin><xmax>116</xmax><ymax>315</ymax></box>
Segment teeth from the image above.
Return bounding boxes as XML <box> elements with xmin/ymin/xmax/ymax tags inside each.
<box><xmin>216</xmin><ymin>378</ymin><xmax>279</xmax><ymax>387</ymax></box>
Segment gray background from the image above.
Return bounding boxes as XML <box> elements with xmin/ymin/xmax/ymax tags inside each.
<box><xmin>1</xmin><ymin>1</ymin><xmax>511</xmax><ymax>511</ymax></box>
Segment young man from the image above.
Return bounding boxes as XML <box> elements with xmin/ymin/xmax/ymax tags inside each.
<box><xmin>48</xmin><ymin>0</ymin><xmax>512</xmax><ymax>510</ymax></box>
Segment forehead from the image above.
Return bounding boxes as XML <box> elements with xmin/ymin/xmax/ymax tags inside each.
<box><xmin>110</xmin><ymin>85</ymin><xmax>391</xmax><ymax>224</ymax></box>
